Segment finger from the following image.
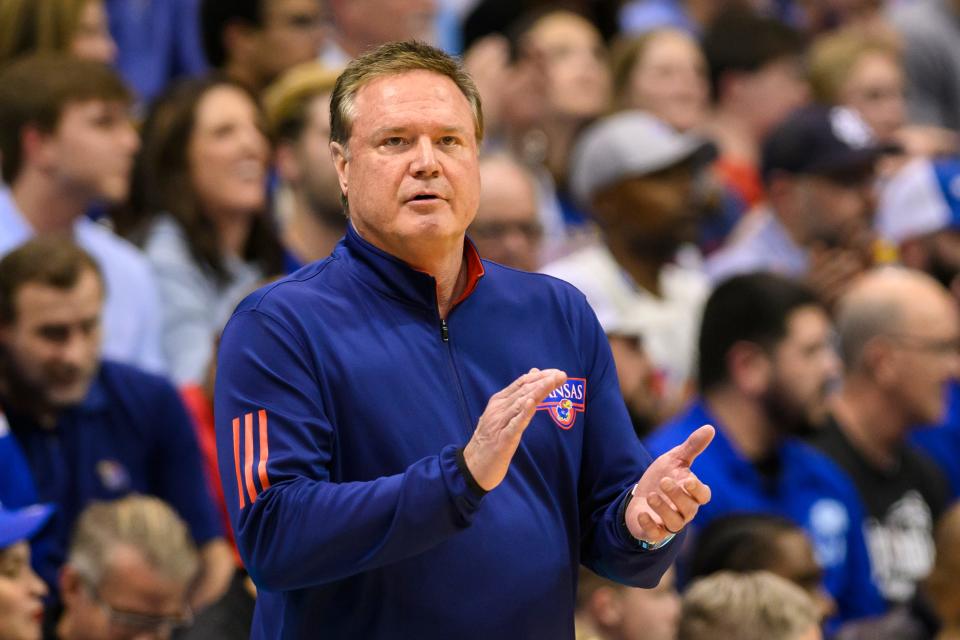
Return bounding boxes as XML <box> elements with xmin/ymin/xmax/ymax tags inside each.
<box><xmin>659</xmin><ymin>477</ymin><xmax>700</xmax><ymax>522</ymax></box>
<box><xmin>504</xmin><ymin>394</ymin><xmax>538</xmax><ymax>439</ymax></box>
<box><xmin>677</xmin><ymin>474</ymin><xmax>712</xmax><ymax>505</ymax></box>
<box><xmin>670</xmin><ymin>424</ymin><xmax>715</xmax><ymax>466</ymax></box>
<box><xmin>635</xmin><ymin>509</ymin><xmax>668</xmax><ymax>543</ymax></box>
<box><xmin>526</xmin><ymin>369</ymin><xmax>567</xmax><ymax>404</ymax></box>
<box><xmin>647</xmin><ymin>492</ymin><xmax>685</xmax><ymax>534</ymax></box>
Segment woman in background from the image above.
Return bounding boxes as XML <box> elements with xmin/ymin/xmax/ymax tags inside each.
<box><xmin>0</xmin><ymin>503</ymin><xmax>52</xmax><ymax>640</ymax></box>
<box><xmin>0</xmin><ymin>0</ymin><xmax>116</xmax><ymax>65</ymax></box>
<box><xmin>127</xmin><ymin>76</ymin><xmax>282</xmax><ymax>386</ymax></box>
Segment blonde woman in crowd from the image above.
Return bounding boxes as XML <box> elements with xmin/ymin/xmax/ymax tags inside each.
<box><xmin>0</xmin><ymin>0</ymin><xmax>116</xmax><ymax>66</ymax></box>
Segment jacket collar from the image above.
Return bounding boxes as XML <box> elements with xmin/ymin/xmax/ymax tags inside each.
<box><xmin>339</xmin><ymin>222</ymin><xmax>484</xmax><ymax>312</ymax></box>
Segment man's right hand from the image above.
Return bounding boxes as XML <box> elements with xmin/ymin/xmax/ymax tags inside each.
<box><xmin>462</xmin><ymin>368</ymin><xmax>567</xmax><ymax>491</ymax></box>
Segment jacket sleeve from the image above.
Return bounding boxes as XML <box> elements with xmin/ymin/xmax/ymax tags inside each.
<box><xmin>214</xmin><ymin>307</ymin><xmax>485</xmax><ymax>592</ymax></box>
<box><xmin>571</xmin><ymin>294</ymin><xmax>684</xmax><ymax>587</ymax></box>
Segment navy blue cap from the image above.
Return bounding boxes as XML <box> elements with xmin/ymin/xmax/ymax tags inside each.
<box><xmin>0</xmin><ymin>503</ymin><xmax>53</xmax><ymax>549</ymax></box>
<box><xmin>761</xmin><ymin>105</ymin><xmax>899</xmax><ymax>183</ymax></box>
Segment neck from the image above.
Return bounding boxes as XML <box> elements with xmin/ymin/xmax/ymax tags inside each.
<box><xmin>705</xmin><ymin>386</ymin><xmax>779</xmax><ymax>460</ymax></box>
<box><xmin>0</xmin><ymin>370</ymin><xmax>59</xmax><ymax>429</ymax></box>
<box><xmin>335</xmin><ymin>32</ymin><xmax>367</xmax><ymax>59</ymax></box>
<box><xmin>224</xmin><ymin>60</ymin><xmax>262</xmax><ymax>95</ymax></box>
<box><xmin>427</xmin><ymin>246</ymin><xmax>467</xmax><ymax>320</ymax></box>
<box><xmin>607</xmin><ymin>236</ymin><xmax>669</xmax><ymax>297</ymax></box>
<box><xmin>283</xmin><ymin>191</ymin><xmax>345</xmax><ymax>264</ymax></box>
<box><xmin>832</xmin><ymin>379</ymin><xmax>905</xmax><ymax>468</ymax></box>
<box><xmin>11</xmin><ymin>172</ymin><xmax>88</xmax><ymax>233</ymax></box>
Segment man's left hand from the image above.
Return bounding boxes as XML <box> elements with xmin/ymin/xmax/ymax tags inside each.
<box><xmin>626</xmin><ymin>425</ymin><xmax>714</xmax><ymax>544</ymax></box>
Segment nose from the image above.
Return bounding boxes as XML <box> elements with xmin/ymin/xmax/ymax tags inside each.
<box><xmin>29</xmin><ymin>566</ymin><xmax>48</xmax><ymax>598</ymax></box>
<box><xmin>409</xmin><ymin>136</ymin><xmax>439</xmax><ymax>178</ymax></box>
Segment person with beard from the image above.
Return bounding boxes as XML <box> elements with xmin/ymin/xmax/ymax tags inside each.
<box><xmin>542</xmin><ymin>110</ymin><xmax>714</xmax><ymax>412</ymax></box>
<box><xmin>645</xmin><ymin>272</ymin><xmax>885</xmax><ymax>625</ymax></box>
<box><xmin>0</xmin><ymin>237</ymin><xmax>232</xmax><ymax>615</ymax></box>
<box><xmin>263</xmin><ymin>62</ymin><xmax>347</xmax><ymax>269</ymax></box>
<box><xmin>810</xmin><ymin>268</ymin><xmax>956</xmax><ymax>608</ymax></box>
<box><xmin>707</xmin><ymin>105</ymin><xmax>889</xmax><ymax>309</ymax></box>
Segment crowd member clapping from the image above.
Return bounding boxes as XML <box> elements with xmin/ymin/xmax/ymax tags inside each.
<box><xmin>128</xmin><ymin>76</ymin><xmax>283</xmax><ymax>386</ymax></box>
<box><xmin>0</xmin><ymin>0</ymin><xmax>116</xmax><ymax>66</ymax></box>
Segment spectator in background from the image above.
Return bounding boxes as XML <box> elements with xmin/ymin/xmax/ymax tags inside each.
<box><xmin>543</xmin><ymin>111</ymin><xmax>714</xmax><ymax>410</ymax></box>
<box><xmin>575</xmin><ymin>566</ymin><xmax>679</xmax><ymax>640</ymax></box>
<box><xmin>200</xmin><ymin>0</ymin><xmax>325</xmax><ymax>97</ymax></box>
<box><xmin>0</xmin><ymin>502</ymin><xmax>52</xmax><ymax>640</ymax></box>
<box><xmin>890</xmin><ymin>0</ymin><xmax>960</xmax><ymax>133</ymax></box>
<box><xmin>811</xmin><ymin>268</ymin><xmax>955</xmax><ymax>606</ymax></box>
<box><xmin>701</xmin><ymin>7</ymin><xmax>809</xmax><ymax>211</ymax></box>
<box><xmin>0</xmin><ymin>238</ymin><xmax>233</xmax><ymax>613</ymax></box>
<box><xmin>0</xmin><ymin>0</ymin><xmax>116</xmax><ymax>66</ymax></box>
<box><xmin>130</xmin><ymin>76</ymin><xmax>283</xmax><ymax>386</ymax></box>
<box><xmin>263</xmin><ymin>62</ymin><xmax>346</xmax><ymax>268</ymax></box>
<box><xmin>610</xmin><ymin>29</ymin><xmax>709</xmax><ymax>133</ymax></box>
<box><xmin>679</xmin><ymin>571</ymin><xmax>823</xmax><ymax>640</ymax></box>
<box><xmin>0</xmin><ymin>55</ymin><xmax>165</xmax><ymax>374</ymax></box>
<box><xmin>321</xmin><ymin>0</ymin><xmax>437</xmax><ymax>67</ymax></box>
<box><xmin>808</xmin><ymin>30</ymin><xmax>957</xmax><ymax>159</ymax></box>
<box><xmin>55</xmin><ymin>496</ymin><xmax>199</xmax><ymax>640</ymax></box>
<box><xmin>707</xmin><ymin>105</ymin><xmax>884</xmax><ymax>307</ymax></box>
<box><xmin>105</xmin><ymin>0</ymin><xmax>209</xmax><ymax>105</ymax></box>
<box><xmin>687</xmin><ymin>514</ymin><xmax>837</xmax><ymax>622</ymax></box>
<box><xmin>469</xmin><ymin>153</ymin><xmax>543</xmax><ymax>272</ymax></box>
<box><xmin>645</xmin><ymin>272</ymin><xmax>884</xmax><ymax>623</ymax></box>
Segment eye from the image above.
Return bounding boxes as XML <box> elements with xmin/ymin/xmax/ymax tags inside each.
<box><xmin>382</xmin><ymin>137</ymin><xmax>406</xmax><ymax>147</ymax></box>
<box><xmin>438</xmin><ymin>135</ymin><xmax>459</xmax><ymax>146</ymax></box>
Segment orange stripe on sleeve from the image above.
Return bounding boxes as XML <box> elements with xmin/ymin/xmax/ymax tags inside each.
<box><xmin>257</xmin><ymin>409</ymin><xmax>271</xmax><ymax>491</ymax></box>
<box><xmin>244</xmin><ymin>412</ymin><xmax>257</xmax><ymax>504</ymax></box>
<box><xmin>232</xmin><ymin>417</ymin><xmax>245</xmax><ymax>509</ymax></box>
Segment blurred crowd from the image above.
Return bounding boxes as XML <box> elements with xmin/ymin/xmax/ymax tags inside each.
<box><xmin>1</xmin><ymin>0</ymin><xmax>960</xmax><ymax>638</ymax></box>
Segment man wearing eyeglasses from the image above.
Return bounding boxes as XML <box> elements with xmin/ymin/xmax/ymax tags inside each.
<box><xmin>55</xmin><ymin>495</ymin><xmax>197</xmax><ymax>640</ymax></box>
<box><xmin>810</xmin><ymin>267</ymin><xmax>958</xmax><ymax>608</ymax></box>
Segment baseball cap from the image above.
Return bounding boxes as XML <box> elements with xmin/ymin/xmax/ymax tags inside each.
<box><xmin>877</xmin><ymin>156</ymin><xmax>960</xmax><ymax>244</ymax></box>
<box><xmin>570</xmin><ymin>110</ymin><xmax>716</xmax><ymax>208</ymax></box>
<box><xmin>761</xmin><ymin>105</ymin><xmax>899</xmax><ymax>183</ymax></box>
<box><xmin>0</xmin><ymin>503</ymin><xmax>53</xmax><ymax>549</ymax></box>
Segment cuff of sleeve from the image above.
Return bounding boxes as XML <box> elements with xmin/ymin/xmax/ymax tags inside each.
<box><xmin>438</xmin><ymin>445</ymin><xmax>486</xmax><ymax>526</ymax></box>
<box><xmin>616</xmin><ymin>486</ymin><xmax>676</xmax><ymax>552</ymax></box>
<box><xmin>455</xmin><ymin>447</ymin><xmax>489</xmax><ymax>499</ymax></box>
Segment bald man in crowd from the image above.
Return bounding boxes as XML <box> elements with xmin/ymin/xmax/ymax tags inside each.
<box><xmin>468</xmin><ymin>154</ymin><xmax>543</xmax><ymax>272</ymax></box>
<box><xmin>811</xmin><ymin>268</ymin><xmax>957</xmax><ymax>607</ymax></box>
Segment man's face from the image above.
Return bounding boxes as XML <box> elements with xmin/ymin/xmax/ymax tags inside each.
<box><xmin>62</xmin><ymin>546</ymin><xmax>190</xmax><ymax>640</ymax></box>
<box><xmin>335</xmin><ymin>0</ymin><xmax>435</xmax><ymax>51</ymax></box>
<box><xmin>0</xmin><ymin>269</ymin><xmax>103</xmax><ymax>411</ymax></box>
<box><xmin>292</xmin><ymin>92</ymin><xmax>343</xmax><ymax>222</ymax></box>
<box><xmin>739</xmin><ymin>56</ymin><xmax>810</xmax><ymax>138</ymax></box>
<box><xmin>765</xmin><ymin>306</ymin><xmax>840</xmax><ymax>434</ymax></box>
<box><xmin>470</xmin><ymin>159</ymin><xmax>541</xmax><ymax>271</ymax></box>
<box><xmin>768</xmin><ymin>530</ymin><xmax>837</xmax><ymax>622</ymax></box>
<box><xmin>332</xmin><ymin>70</ymin><xmax>481</xmax><ymax>263</ymax></box>
<box><xmin>793</xmin><ymin>170</ymin><xmax>877</xmax><ymax>252</ymax></box>
<box><xmin>884</xmin><ymin>292</ymin><xmax>960</xmax><ymax>425</ymax></box>
<box><xmin>616</xmin><ymin>568</ymin><xmax>680</xmax><ymax>640</ymax></box>
<box><xmin>43</xmin><ymin>100</ymin><xmax>139</xmax><ymax>204</ymax></box>
<box><xmin>253</xmin><ymin>0</ymin><xmax>326</xmax><ymax>85</ymax></box>
<box><xmin>596</xmin><ymin>161</ymin><xmax>700</xmax><ymax>260</ymax></box>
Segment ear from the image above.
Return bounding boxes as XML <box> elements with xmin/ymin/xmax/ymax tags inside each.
<box><xmin>330</xmin><ymin>141</ymin><xmax>349</xmax><ymax>201</ymax></box>
<box><xmin>59</xmin><ymin>564</ymin><xmax>83</xmax><ymax>606</ymax></box>
<box><xmin>274</xmin><ymin>142</ymin><xmax>301</xmax><ymax>184</ymax></box>
<box><xmin>21</xmin><ymin>124</ymin><xmax>56</xmax><ymax>173</ymax></box>
<box><xmin>862</xmin><ymin>337</ymin><xmax>897</xmax><ymax>386</ymax></box>
<box><xmin>727</xmin><ymin>341</ymin><xmax>772</xmax><ymax>397</ymax></box>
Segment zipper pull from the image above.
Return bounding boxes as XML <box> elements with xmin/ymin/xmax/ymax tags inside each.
<box><xmin>440</xmin><ymin>318</ymin><xmax>449</xmax><ymax>342</ymax></box>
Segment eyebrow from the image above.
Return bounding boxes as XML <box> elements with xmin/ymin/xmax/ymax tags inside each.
<box><xmin>370</xmin><ymin>125</ymin><xmax>469</xmax><ymax>138</ymax></box>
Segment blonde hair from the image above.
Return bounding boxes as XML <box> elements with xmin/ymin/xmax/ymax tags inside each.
<box><xmin>0</xmin><ymin>0</ymin><xmax>91</xmax><ymax>65</ymax></box>
<box><xmin>678</xmin><ymin>571</ymin><xmax>819</xmax><ymax>640</ymax></box>
<box><xmin>67</xmin><ymin>495</ymin><xmax>200</xmax><ymax>588</ymax></box>
<box><xmin>808</xmin><ymin>30</ymin><xmax>901</xmax><ymax>104</ymax></box>
<box><xmin>329</xmin><ymin>40</ymin><xmax>483</xmax><ymax>149</ymax></box>
<box><xmin>263</xmin><ymin>61</ymin><xmax>343</xmax><ymax>142</ymax></box>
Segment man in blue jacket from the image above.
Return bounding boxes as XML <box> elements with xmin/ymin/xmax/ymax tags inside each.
<box><xmin>215</xmin><ymin>40</ymin><xmax>714</xmax><ymax>639</ymax></box>
<box><xmin>645</xmin><ymin>272</ymin><xmax>885</xmax><ymax>624</ymax></box>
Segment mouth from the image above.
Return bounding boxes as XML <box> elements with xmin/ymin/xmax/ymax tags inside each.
<box><xmin>406</xmin><ymin>192</ymin><xmax>444</xmax><ymax>202</ymax></box>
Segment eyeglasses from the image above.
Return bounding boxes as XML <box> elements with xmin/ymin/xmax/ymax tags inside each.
<box><xmin>83</xmin><ymin>579</ymin><xmax>193</xmax><ymax>636</ymax></box>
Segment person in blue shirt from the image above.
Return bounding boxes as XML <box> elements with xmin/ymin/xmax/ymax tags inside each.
<box><xmin>0</xmin><ymin>500</ymin><xmax>52</xmax><ymax>640</ymax></box>
<box><xmin>0</xmin><ymin>237</ymin><xmax>234</xmax><ymax>615</ymax></box>
<box><xmin>214</xmin><ymin>40</ymin><xmax>715</xmax><ymax>639</ymax></box>
<box><xmin>645</xmin><ymin>272</ymin><xmax>885</xmax><ymax>624</ymax></box>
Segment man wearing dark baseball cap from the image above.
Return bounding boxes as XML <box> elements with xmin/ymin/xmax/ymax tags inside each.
<box><xmin>707</xmin><ymin>105</ymin><xmax>895</xmax><ymax>304</ymax></box>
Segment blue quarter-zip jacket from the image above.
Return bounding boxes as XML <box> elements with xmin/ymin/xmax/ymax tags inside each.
<box><xmin>214</xmin><ymin>225</ymin><xmax>682</xmax><ymax>639</ymax></box>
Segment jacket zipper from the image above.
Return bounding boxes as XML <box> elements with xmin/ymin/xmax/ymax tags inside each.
<box><xmin>438</xmin><ymin>315</ymin><xmax>473</xmax><ymax>436</ymax></box>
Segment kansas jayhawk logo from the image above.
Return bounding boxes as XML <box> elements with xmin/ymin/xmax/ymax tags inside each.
<box><xmin>537</xmin><ymin>378</ymin><xmax>586</xmax><ymax>429</ymax></box>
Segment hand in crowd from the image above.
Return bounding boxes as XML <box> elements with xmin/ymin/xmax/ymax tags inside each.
<box><xmin>626</xmin><ymin>425</ymin><xmax>714</xmax><ymax>544</ymax></box>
